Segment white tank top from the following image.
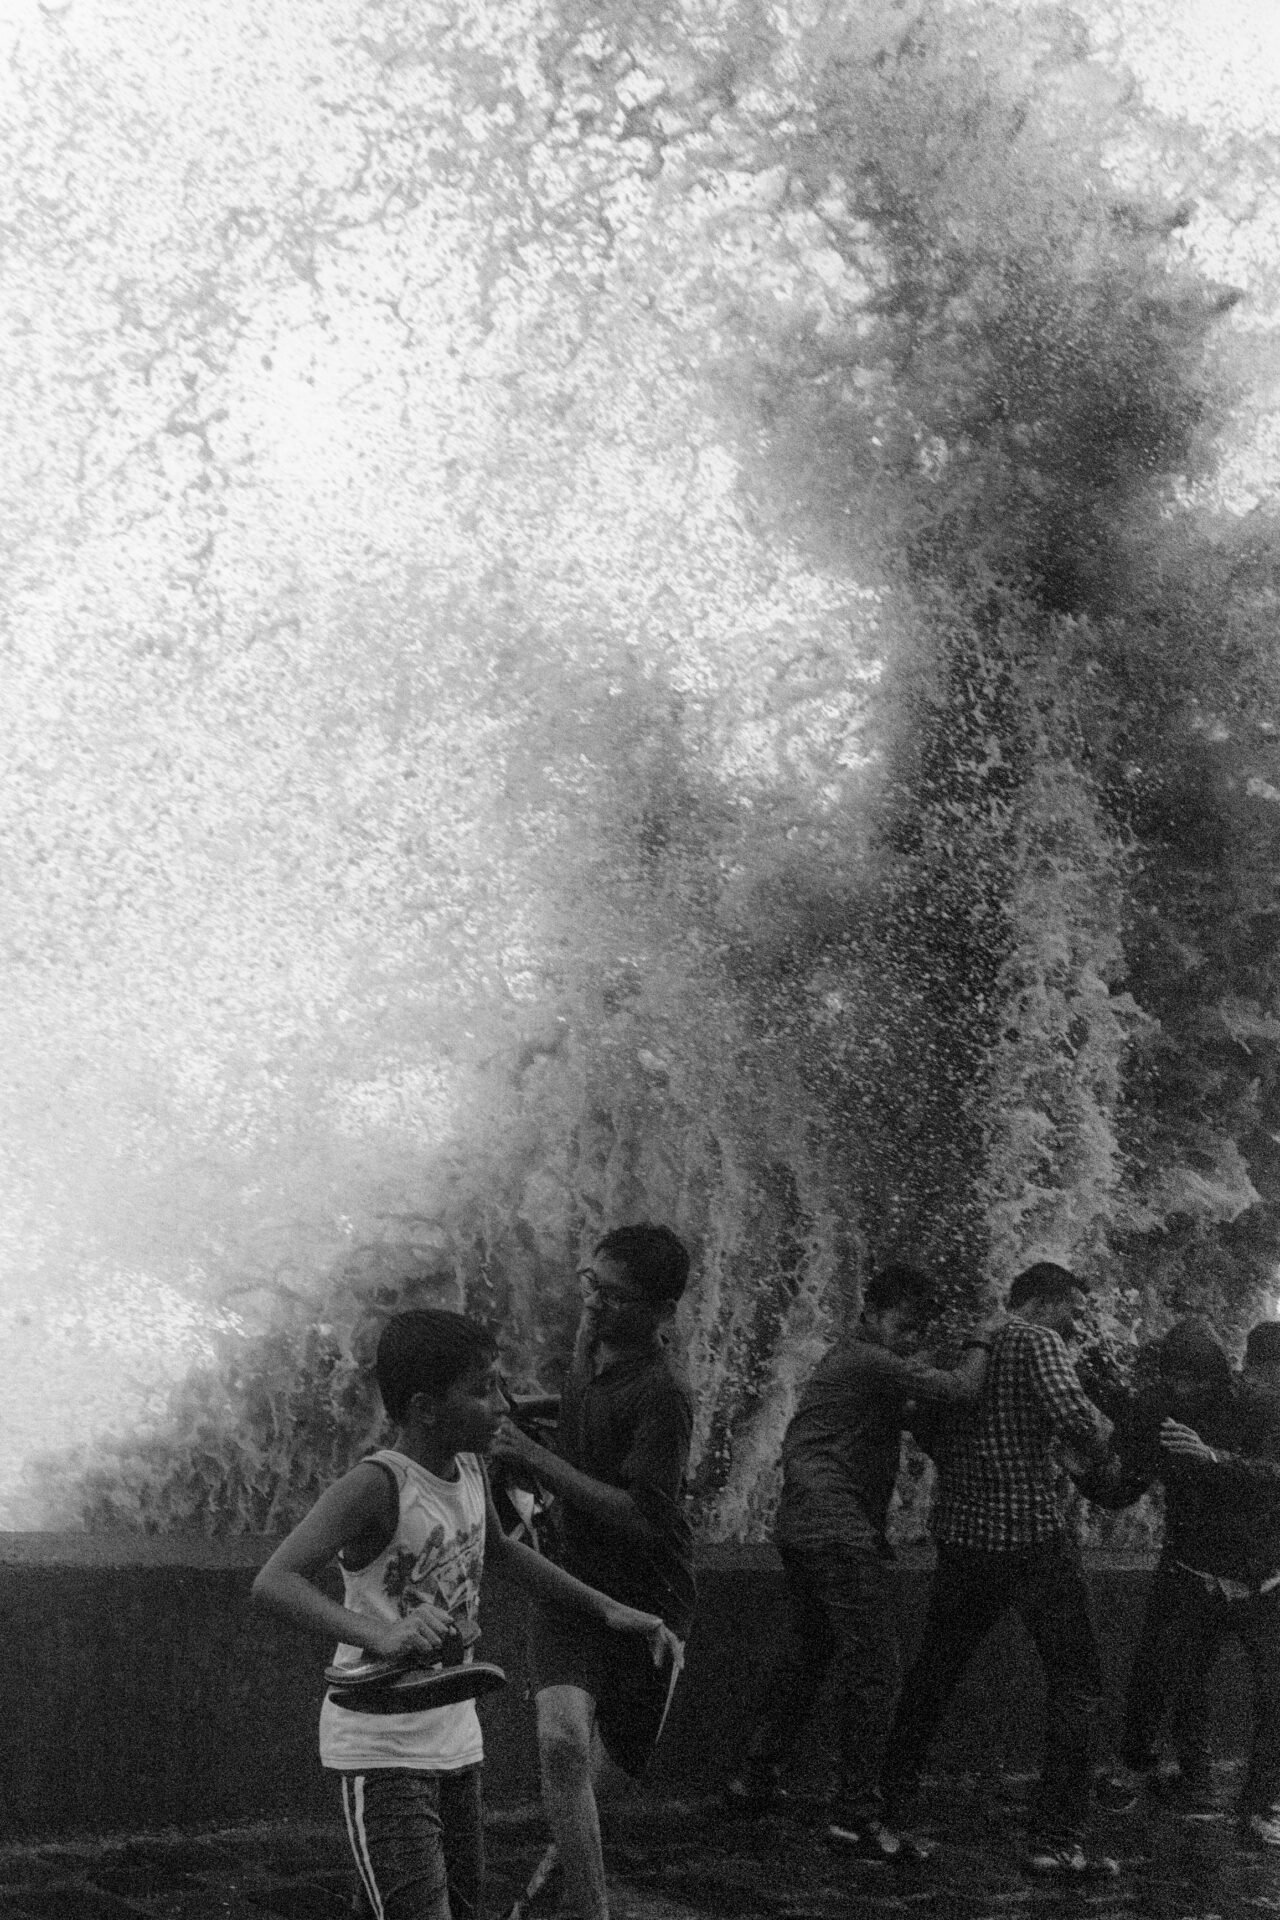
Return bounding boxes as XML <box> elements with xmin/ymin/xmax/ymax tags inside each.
<box><xmin>319</xmin><ymin>1447</ymin><xmax>487</xmax><ymax>1772</ymax></box>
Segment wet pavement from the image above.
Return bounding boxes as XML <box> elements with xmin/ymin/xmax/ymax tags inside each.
<box><xmin>1</xmin><ymin>1767</ymin><xmax>1277</xmax><ymax>1920</ymax></box>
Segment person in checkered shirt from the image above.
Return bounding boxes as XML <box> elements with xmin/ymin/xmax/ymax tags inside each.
<box><xmin>879</xmin><ymin>1262</ymin><xmax>1114</xmax><ymax>1879</ymax></box>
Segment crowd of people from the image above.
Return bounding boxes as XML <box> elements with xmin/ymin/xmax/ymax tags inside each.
<box><xmin>251</xmin><ymin>1228</ymin><xmax>1280</xmax><ymax>1919</ymax></box>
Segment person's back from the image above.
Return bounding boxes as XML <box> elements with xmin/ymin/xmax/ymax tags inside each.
<box><xmin>933</xmin><ymin>1316</ymin><xmax>1105</xmax><ymax>1553</ymax></box>
<box><xmin>778</xmin><ymin>1334</ymin><xmax>924</xmax><ymax>1553</ymax></box>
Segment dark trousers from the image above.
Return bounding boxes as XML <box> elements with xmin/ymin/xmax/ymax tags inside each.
<box><xmin>342</xmin><ymin>1767</ymin><xmax>484</xmax><ymax>1920</ymax></box>
<box><xmin>880</xmin><ymin>1540</ymin><xmax>1104</xmax><ymax>1846</ymax></box>
<box><xmin>747</xmin><ymin>1537</ymin><xmax>900</xmax><ymax>1822</ymax></box>
<box><xmin>1122</xmin><ymin>1560</ymin><xmax>1280</xmax><ymax>1814</ymax></box>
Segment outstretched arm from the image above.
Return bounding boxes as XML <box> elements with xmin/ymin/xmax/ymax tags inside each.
<box><xmin>1160</xmin><ymin>1419</ymin><xmax>1280</xmax><ymax>1494</ymax></box>
<box><xmin>482</xmin><ymin>1479</ymin><xmax>679</xmax><ymax>1668</ymax></box>
<box><xmin>905</xmin><ymin>1312</ymin><xmax>1009</xmax><ymax>1404</ymax></box>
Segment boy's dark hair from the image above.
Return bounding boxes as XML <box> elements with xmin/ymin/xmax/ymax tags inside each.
<box><xmin>1159</xmin><ymin>1316</ymin><xmax>1231</xmax><ymax>1392</ymax></box>
<box><xmin>1246</xmin><ymin>1320</ymin><xmax>1280</xmax><ymax>1371</ymax></box>
<box><xmin>595</xmin><ymin>1223</ymin><xmax>690</xmax><ymax>1305</ymax></box>
<box><xmin>1007</xmin><ymin>1262</ymin><xmax>1084</xmax><ymax>1312</ymax></box>
<box><xmin>863</xmin><ymin>1262</ymin><xmax>931</xmax><ymax>1317</ymax></box>
<box><xmin>376</xmin><ymin>1309</ymin><xmax>498</xmax><ymax>1424</ymax></box>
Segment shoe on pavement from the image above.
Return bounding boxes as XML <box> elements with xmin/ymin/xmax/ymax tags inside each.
<box><xmin>1095</xmin><ymin>1767</ymin><xmax>1144</xmax><ymax>1814</ymax></box>
<box><xmin>886</xmin><ymin>1828</ymin><xmax>932</xmax><ymax>1865</ymax></box>
<box><xmin>827</xmin><ymin>1817</ymin><xmax>930</xmax><ymax>1864</ymax></box>
<box><xmin>724</xmin><ymin>1762</ymin><xmax>786</xmax><ymax>1815</ymax></box>
<box><xmin>1241</xmin><ymin>1809</ymin><xmax>1280</xmax><ymax>1848</ymax></box>
<box><xmin>1024</xmin><ymin>1843</ymin><xmax>1119</xmax><ymax>1879</ymax></box>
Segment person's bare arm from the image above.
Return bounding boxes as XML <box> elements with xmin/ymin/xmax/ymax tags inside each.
<box><xmin>251</xmin><ymin>1463</ymin><xmax>452</xmax><ymax>1661</ymax></box>
<box><xmin>482</xmin><ymin>1480</ymin><xmax>679</xmax><ymax>1669</ymax></box>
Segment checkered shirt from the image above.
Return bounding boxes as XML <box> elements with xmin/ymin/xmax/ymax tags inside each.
<box><xmin>932</xmin><ymin>1319</ymin><xmax>1102</xmax><ymax>1552</ymax></box>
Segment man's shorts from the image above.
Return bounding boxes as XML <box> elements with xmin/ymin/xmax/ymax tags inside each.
<box><xmin>529</xmin><ymin>1603</ymin><xmax>674</xmax><ymax>1780</ymax></box>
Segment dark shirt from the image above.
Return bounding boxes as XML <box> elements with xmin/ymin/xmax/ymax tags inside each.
<box><xmin>776</xmin><ymin>1336</ymin><xmax>920</xmax><ymax>1551</ymax></box>
<box><xmin>1080</xmin><ymin>1377</ymin><xmax>1280</xmax><ymax>1586</ymax></box>
<box><xmin>929</xmin><ymin>1320</ymin><xmax>1102</xmax><ymax>1552</ymax></box>
<box><xmin>552</xmin><ymin>1340</ymin><xmax>696</xmax><ymax>1637</ymax></box>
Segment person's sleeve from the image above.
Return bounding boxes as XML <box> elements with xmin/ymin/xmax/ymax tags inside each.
<box><xmin>1197</xmin><ymin>1448</ymin><xmax>1280</xmax><ymax>1499</ymax></box>
<box><xmin>618</xmin><ymin>1376</ymin><xmax>694</xmax><ymax>1531</ymax></box>
<box><xmin>1025</xmin><ymin>1328</ymin><xmax>1106</xmax><ymax>1451</ymax></box>
<box><xmin>1071</xmin><ymin>1404</ymin><xmax>1156</xmax><ymax>1508</ymax></box>
<box><xmin>811</xmin><ymin>1343</ymin><xmax>911</xmax><ymax>1391</ymax></box>
<box><xmin>906</xmin><ymin>1395</ymin><xmax>970</xmax><ymax>1459</ymax></box>
<box><xmin>1197</xmin><ymin>1399</ymin><xmax>1280</xmax><ymax>1499</ymax></box>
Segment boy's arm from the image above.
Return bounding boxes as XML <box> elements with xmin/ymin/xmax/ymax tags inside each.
<box><xmin>902</xmin><ymin>1314</ymin><xmax>1007</xmax><ymax>1405</ymax></box>
<box><xmin>906</xmin><ymin>1343</ymin><xmax>990</xmax><ymax>1404</ymax></box>
<box><xmin>1069</xmin><ymin>1440</ymin><xmax>1153</xmax><ymax>1508</ymax></box>
<box><xmin>491</xmin><ymin>1375</ymin><xmax>691</xmax><ymax>1546</ymax></box>
<box><xmin>482</xmin><ymin>1478</ymin><xmax>680</xmax><ymax>1668</ymax></box>
<box><xmin>251</xmin><ymin>1463</ymin><xmax>453</xmax><ymax>1662</ymax></box>
<box><xmin>490</xmin><ymin>1417</ymin><xmax>656</xmax><ymax>1540</ymax></box>
<box><xmin>1067</xmin><ymin>1393</ymin><xmax>1161</xmax><ymax>1507</ymax></box>
<box><xmin>1026</xmin><ymin>1327</ymin><xmax>1113</xmax><ymax>1458</ymax></box>
<box><xmin>1160</xmin><ymin>1418</ymin><xmax>1280</xmax><ymax>1494</ymax></box>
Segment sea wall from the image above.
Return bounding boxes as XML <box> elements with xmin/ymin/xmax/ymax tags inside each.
<box><xmin>0</xmin><ymin>1538</ymin><xmax>1253</xmax><ymax>1838</ymax></box>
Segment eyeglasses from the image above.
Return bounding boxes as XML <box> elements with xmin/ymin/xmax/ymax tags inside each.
<box><xmin>576</xmin><ymin>1267</ymin><xmax>646</xmax><ymax>1308</ymax></box>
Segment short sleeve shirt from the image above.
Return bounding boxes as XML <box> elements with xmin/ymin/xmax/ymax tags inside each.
<box><xmin>552</xmin><ymin>1342</ymin><xmax>696</xmax><ymax>1637</ymax></box>
<box><xmin>777</xmin><ymin>1338</ymin><xmax>917</xmax><ymax>1551</ymax></box>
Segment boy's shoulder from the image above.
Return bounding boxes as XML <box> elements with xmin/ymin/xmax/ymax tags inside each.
<box><xmin>814</xmin><ymin>1334</ymin><xmax>903</xmax><ymax>1381</ymax></box>
<box><xmin>645</xmin><ymin>1342</ymin><xmax>696</xmax><ymax>1405</ymax></box>
<box><xmin>362</xmin><ymin>1447</ymin><xmax>487</xmax><ymax>1498</ymax></box>
<box><xmin>604</xmin><ymin>1342</ymin><xmax>696</xmax><ymax>1424</ymax></box>
<box><xmin>995</xmin><ymin>1319</ymin><xmax>1063</xmax><ymax>1358</ymax></box>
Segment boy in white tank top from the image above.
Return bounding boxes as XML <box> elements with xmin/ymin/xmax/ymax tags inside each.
<box><xmin>253</xmin><ymin>1309</ymin><xmax>677</xmax><ymax>1920</ymax></box>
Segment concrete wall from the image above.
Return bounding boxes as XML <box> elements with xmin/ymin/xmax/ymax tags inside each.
<box><xmin>0</xmin><ymin>1537</ymin><xmax>1256</xmax><ymax>1839</ymax></box>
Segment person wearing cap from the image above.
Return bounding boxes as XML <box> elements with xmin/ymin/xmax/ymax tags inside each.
<box><xmin>1083</xmin><ymin>1316</ymin><xmax>1280</xmax><ymax>1846</ymax></box>
<box><xmin>490</xmin><ymin>1224</ymin><xmax>694</xmax><ymax>1920</ymax></box>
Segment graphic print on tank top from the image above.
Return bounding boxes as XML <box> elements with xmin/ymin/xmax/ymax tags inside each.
<box><xmin>381</xmin><ymin>1506</ymin><xmax>484</xmax><ymax>1629</ymax></box>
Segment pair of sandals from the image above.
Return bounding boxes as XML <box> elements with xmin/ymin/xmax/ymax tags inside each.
<box><xmin>326</xmin><ymin>1619</ymin><xmax>507</xmax><ymax>1714</ymax></box>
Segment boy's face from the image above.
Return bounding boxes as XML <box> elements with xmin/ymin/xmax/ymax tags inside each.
<box><xmin>578</xmin><ymin>1252</ymin><xmax>662</xmax><ymax>1347</ymax></box>
<box><xmin>1031</xmin><ymin>1287</ymin><xmax>1087</xmax><ymax>1344</ymax></box>
<box><xmin>866</xmin><ymin>1302</ymin><xmax>924</xmax><ymax>1355</ymax></box>
<box><xmin>438</xmin><ymin>1356</ymin><xmax>509</xmax><ymax>1455</ymax></box>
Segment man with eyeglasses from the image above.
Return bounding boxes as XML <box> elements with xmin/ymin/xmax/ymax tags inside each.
<box><xmin>490</xmin><ymin>1223</ymin><xmax>694</xmax><ymax>1920</ymax></box>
